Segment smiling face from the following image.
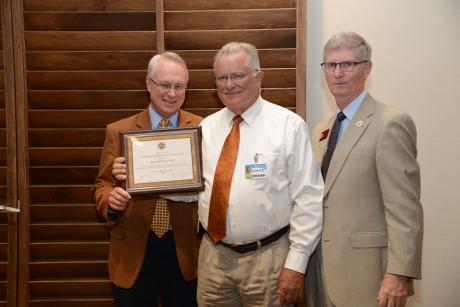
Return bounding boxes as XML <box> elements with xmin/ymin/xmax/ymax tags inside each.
<box><xmin>214</xmin><ymin>50</ymin><xmax>263</xmax><ymax>115</ymax></box>
<box><xmin>324</xmin><ymin>48</ymin><xmax>372</xmax><ymax>109</ymax></box>
<box><xmin>146</xmin><ymin>57</ymin><xmax>187</xmax><ymax>118</ymax></box>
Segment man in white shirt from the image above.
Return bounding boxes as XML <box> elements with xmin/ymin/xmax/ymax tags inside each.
<box><xmin>197</xmin><ymin>42</ymin><xmax>324</xmax><ymax>306</ymax></box>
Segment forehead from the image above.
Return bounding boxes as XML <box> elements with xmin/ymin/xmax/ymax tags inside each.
<box><xmin>154</xmin><ymin>58</ymin><xmax>187</xmax><ymax>81</ymax></box>
<box><xmin>215</xmin><ymin>51</ymin><xmax>250</xmax><ymax>73</ymax></box>
<box><xmin>325</xmin><ymin>48</ymin><xmax>359</xmax><ymax>62</ymax></box>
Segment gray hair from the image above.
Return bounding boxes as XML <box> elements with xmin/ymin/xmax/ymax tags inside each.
<box><xmin>147</xmin><ymin>52</ymin><xmax>189</xmax><ymax>82</ymax></box>
<box><xmin>213</xmin><ymin>42</ymin><xmax>261</xmax><ymax>70</ymax></box>
<box><xmin>323</xmin><ymin>32</ymin><xmax>372</xmax><ymax>62</ymax></box>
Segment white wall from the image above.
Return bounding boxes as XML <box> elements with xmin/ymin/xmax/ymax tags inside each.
<box><xmin>306</xmin><ymin>0</ymin><xmax>460</xmax><ymax>306</ymax></box>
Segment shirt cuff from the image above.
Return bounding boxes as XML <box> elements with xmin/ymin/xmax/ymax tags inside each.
<box><xmin>107</xmin><ymin>207</ymin><xmax>120</xmax><ymax>221</ymax></box>
<box><xmin>284</xmin><ymin>249</ymin><xmax>309</xmax><ymax>274</ymax></box>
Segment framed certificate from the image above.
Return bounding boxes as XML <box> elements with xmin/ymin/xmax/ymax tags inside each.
<box><xmin>120</xmin><ymin>126</ymin><xmax>204</xmax><ymax>194</ymax></box>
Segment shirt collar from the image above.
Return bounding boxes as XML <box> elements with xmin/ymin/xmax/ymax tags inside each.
<box><xmin>338</xmin><ymin>91</ymin><xmax>367</xmax><ymax>121</ymax></box>
<box><xmin>223</xmin><ymin>96</ymin><xmax>263</xmax><ymax>128</ymax></box>
<box><xmin>148</xmin><ymin>104</ymin><xmax>179</xmax><ymax>128</ymax></box>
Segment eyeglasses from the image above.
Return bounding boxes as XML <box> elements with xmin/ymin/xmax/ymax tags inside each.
<box><xmin>215</xmin><ymin>70</ymin><xmax>259</xmax><ymax>84</ymax></box>
<box><xmin>321</xmin><ymin>61</ymin><xmax>368</xmax><ymax>72</ymax></box>
<box><xmin>149</xmin><ymin>79</ymin><xmax>186</xmax><ymax>92</ymax></box>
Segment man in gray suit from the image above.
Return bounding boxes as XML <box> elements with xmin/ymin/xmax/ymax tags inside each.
<box><xmin>305</xmin><ymin>32</ymin><xmax>423</xmax><ymax>307</ymax></box>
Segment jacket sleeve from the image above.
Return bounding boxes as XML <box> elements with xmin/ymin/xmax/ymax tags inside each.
<box><xmin>376</xmin><ymin>113</ymin><xmax>423</xmax><ymax>279</ymax></box>
<box><xmin>92</xmin><ymin>124</ymin><xmax>121</xmax><ymax>224</ymax></box>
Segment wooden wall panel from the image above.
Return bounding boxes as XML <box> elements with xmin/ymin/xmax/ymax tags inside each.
<box><xmin>3</xmin><ymin>0</ymin><xmax>304</xmax><ymax>305</ymax></box>
<box><xmin>165</xmin><ymin>0</ymin><xmax>296</xmax><ymax>10</ymax></box>
<box><xmin>24</xmin><ymin>12</ymin><xmax>155</xmax><ymax>31</ymax></box>
<box><xmin>165</xmin><ymin>9</ymin><xmax>295</xmax><ymax>30</ymax></box>
<box><xmin>0</xmin><ymin>3</ymin><xmax>8</xmax><ymax>305</ymax></box>
<box><xmin>164</xmin><ymin>0</ymin><xmax>297</xmax><ymax>116</ymax></box>
<box><xmin>23</xmin><ymin>0</ymin><xmax>156</xmax><ymax>11</ymax></box>
<box><xmin>23</xmin><ymin>1</ymin><xmax>157</xmax><ymax>305</ymax></box>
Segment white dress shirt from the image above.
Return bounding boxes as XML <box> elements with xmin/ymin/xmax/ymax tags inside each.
<box><xmin>199</xmin><ymin>97</ymin><xmax>324</xmax><ymax>273</ymax></box>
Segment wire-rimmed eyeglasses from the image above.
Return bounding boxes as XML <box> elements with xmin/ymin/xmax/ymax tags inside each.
<box><xmin>215</xmin><ymin>70</ymin><xmax>259</xmax><ymax>84</ymax></box>
<box><xmin>149</xmin><ymin>78</ymin><xmax>187</xmax><ymax>92</ymax></box>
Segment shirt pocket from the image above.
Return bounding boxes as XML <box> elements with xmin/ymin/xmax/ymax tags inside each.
<box><xmin>248</xmin><ymin>152</ymin><xmax>282</xmax><ymax>190</ymax></box>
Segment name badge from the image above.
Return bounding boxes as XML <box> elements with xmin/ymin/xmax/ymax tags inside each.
<box><xmin>245</xmin><ymin>163</ymin><xmax>267</xmax><ymax>180</ymax></box>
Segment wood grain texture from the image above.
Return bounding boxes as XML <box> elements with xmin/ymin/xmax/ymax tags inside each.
<box><xmin>29</xmin><ymin>186</ymin><xmax>94</xmax><ymax>203</ymax></box>
<box><xmin>9</xmin><ymin>1</ymin><xmax>303</xmax><ymax>304</ymax></box>
<box><xmin>165</xmin><ymin>29</ymin><xmax>295</xmax><ymax>50</ymax></box>
<box><xmin>29</xmin><ymin>280</ymin><xmax>112</xmax><ymax>298</ymax></box>
<box><xmin>165</xmin><ymin>9</ymin><xmax>295</xmax><ymax>30</ymax></box>
<box><xmin>25</xmin><ymin>32</ymin><xmax>156</xmax><ymax>51</ymax></box>
<box><xmin>24</xmin><ymin>0</ymin><xmax>155</xmax><ymax>11</ymax></box>
<box><xmin>24</xmin><ymin>12</ymin><xmax>155</xmax><ymax>31</ymax></box>
<box><xmin>30</xmin><ymin>242</ymin><xmax>109</xmax><ymax>261</ymax></box>
<box><xmin>164</xmin><ymin>0</ymin><xmax>296</xmax><ymax>10</ymax></box>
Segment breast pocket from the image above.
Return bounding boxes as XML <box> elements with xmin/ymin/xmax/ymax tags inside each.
<box><xmin>248</xmin><ymin>152</ymin><xmax>282</xmax><ymax>190</ymax></box>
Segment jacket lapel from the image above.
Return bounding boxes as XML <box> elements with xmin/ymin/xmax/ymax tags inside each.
<box><xmin>316</xmin><ymin>118</ymin><xmax>335</xmax><ymax>164</ymax></box>
<box><xmin>324</xmin><ymin>95</ymin><xmax>376</xmax><ymax>195</ymax></box>
<box><xmin>178</xmin><ymin>109</ymin><xmax>193</xmax><ymax>127</ymax></box>
<box><xmin>135</xmin><ymin>108</ymin><xmax>152</xmax><ymax>129</ymax></box>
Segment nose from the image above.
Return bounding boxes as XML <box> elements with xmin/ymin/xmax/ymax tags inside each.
<box><xmin>333</xmin><ymin>65</ymin><xmax>344</xmax><ymax>77</ymax></box>
<box><xmin>166</xmin><ymin>86</ymin><xmax>177</xmax><ymax>96</ymax></box>
<box><xmin>223</xmin><ymin>76</ymin><xmax>236</xmax><ymax>88</ymax></box>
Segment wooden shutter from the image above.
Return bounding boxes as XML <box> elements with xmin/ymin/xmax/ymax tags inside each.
<box><xmin>164</xmin><ymin>0</ymin><xmax>300</xmax><ymax>117</ymax></box>
<box><xmin>1</xmin><ymin>0</ymin><xmax>19</xmax><ymax>305</ymax></box>
<box><xmin>0</xmin><ymin>2</ymin><xmax>7</xmax><ymax>304</ymax></box>
<box><xmin>21</xmin><ymin>0</ymin><xmax>156</xmax><ymax>306</ymax></box>
<box><xmin>2</xmin><ymin>0</ymin><xmax>306</xmax><ymax>305</ymax></box>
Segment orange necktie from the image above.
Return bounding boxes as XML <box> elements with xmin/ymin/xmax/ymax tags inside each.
<box><xmin>151</xmin><ymin>118</ymin><xmax>170</xmax><ymax>237</ymax></box>
<box><xmin>207</xmin><ymin>115</ymin><xmax>243</xmax><ymax>243</ymax></box>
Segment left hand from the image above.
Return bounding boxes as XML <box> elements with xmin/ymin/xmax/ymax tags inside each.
<box><xmin>377</xmin><ymin>273</ymin><xmax>409</xmax><ymax>307</ymax></box>
<box><xmin>277</xmin><ymin>268</ymin><xmax>305</xmax><ymax>306</ymax></box>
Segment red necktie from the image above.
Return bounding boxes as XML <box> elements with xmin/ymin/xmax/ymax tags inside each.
<box><xmin>207</xmin><ymin>115</ymin><xmax>243</xmax><ymax>243</ymax></box>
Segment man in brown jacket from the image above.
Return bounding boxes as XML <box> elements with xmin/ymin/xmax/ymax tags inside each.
<box><xmin>93</xmin><ymin>52</ymin><xmax>202</xmax><ymax>307</ymax></box>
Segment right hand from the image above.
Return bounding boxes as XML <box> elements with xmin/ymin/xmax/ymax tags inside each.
<box><xmin>108</xmin><ymin>187</ymin><xmax>131</xmax><ymax>212</ymax></box>
<box><xmin>112</xmin><ymin>156</ymin><xmax>127</xmax><ymax>181</ymax></box>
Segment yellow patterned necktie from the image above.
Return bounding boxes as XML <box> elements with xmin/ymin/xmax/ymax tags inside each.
<box><xmin>151</xmin><ymin>117</ymin><xmax>170</xmax><ymax>237</ymax></box>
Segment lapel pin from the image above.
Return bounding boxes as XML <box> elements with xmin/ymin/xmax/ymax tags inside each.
<box><xmin>356</xmin><ymin>120</ymin><xmax>363</xmax><ymax>128</ymax></box>
<box><xmin>320</xmin><ymin>129</ymin><xmax>330</xmax><ymax>141</ymax></box>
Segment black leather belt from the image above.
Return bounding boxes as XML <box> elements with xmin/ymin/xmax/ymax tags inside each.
<box><xmin>219</xmin><ymin>225</ymin><xmax>290</xmax><ymax>254</ymax></box>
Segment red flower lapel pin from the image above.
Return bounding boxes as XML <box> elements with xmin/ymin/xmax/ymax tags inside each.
<box><xmin>319</xmin><ymin>129</ymin><xmax>329</xmax><ymax>142</ymax></box>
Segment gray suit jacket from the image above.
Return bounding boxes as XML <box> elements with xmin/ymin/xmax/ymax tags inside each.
<box><xmin>306</xmin><ymin>94</ymin><xmax>423</xmax><ymax>307</ymax></box>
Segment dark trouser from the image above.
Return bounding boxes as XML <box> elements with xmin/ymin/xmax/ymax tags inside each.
<box><xmin>112</xmin><ymin>231</ymin><xmax>197</xmax><ymax>307</ymax></box>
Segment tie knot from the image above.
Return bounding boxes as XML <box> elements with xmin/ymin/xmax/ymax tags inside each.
<box><xmin>337</xmin><ymin>111</ymin><xmax>346</xmax><ymax>122</ymax></box>
<box><xmin>233</xmin><ymin>115</ymin><xmax>243</xmax><ymax>125</ymax></box>
<box><xmin>159</xmin><ymin>118</ymin><xmax>169</xmax><ymax>128</ymax></box>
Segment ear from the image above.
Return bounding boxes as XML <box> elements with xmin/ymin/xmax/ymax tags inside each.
<box><xmin>256</xmin><ymin>70</ymin><xmax>264</xmax><ymax>83</ymax></box>
<box><xmin>364</xmin><ymin>61</ymin><xmax>372</xmax><ymax>79</ymax></box>
<box><xmin>146</xmin><ymin>78</ymin><xmax>153</xmax><ymax>92</ymax></box>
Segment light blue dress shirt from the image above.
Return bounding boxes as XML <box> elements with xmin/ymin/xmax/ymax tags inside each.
<box><xmin>337</xmin><ymin>91</ymin><xmax>367</xmax><ymax>142</ymax></box>
<box><xmin>148</xmin><ymin>104</ymin><xmax>178</xmax><ymax>128</ymax></box>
